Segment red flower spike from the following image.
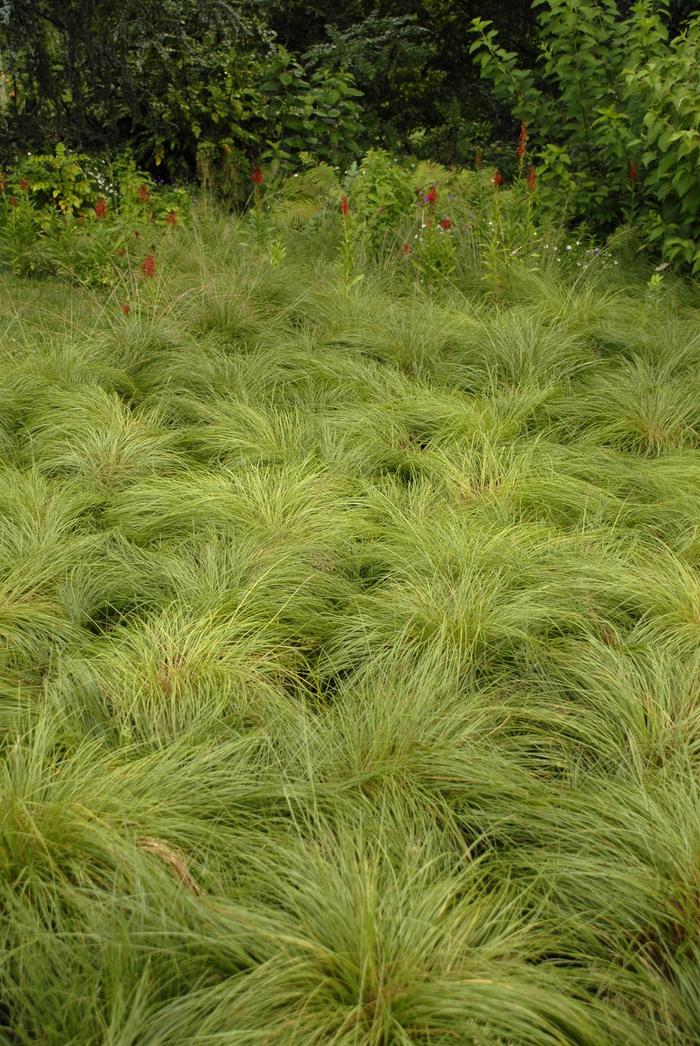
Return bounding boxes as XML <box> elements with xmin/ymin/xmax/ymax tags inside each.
<box><xmin>401</xmin><ymin>242</ymin><xmax>411</xmax><ymax>255</ymax></box>
<box><xmin>492</xmin><ymin>170</ymin><xmax>504</xmax><ymax>189</ymax></box>
<box><xmin>121</xmin><ymin>303</ymin><xmax>131</xmax><ymax>316</ymax></box>
<box><xmin>516</xmin><ymin>121</ymin><xmax>529</xmax><ymax>161</ymax></box>
<box><xmin>94</xmin><ymin>197</ymin><xmax>107</xmax><ymax>219</ymax></box>
<box><xmin>527</xmin><ymin>166</ymin><xmax>537</xmax><ymax>193</ymax></box>
<box><xmin>166</xmin><ymin>210</ymin><xmax>177</xmax><ymax>225</ymax></box>
<box><xmin>141</xmin><ymin>253</ymin><xmax>156</xmax><ymax>278</ymax></box>
<box><xmin>251</xmin><ymin>167</ymin><xmax>264</xmax><ymax>186</ymax></box>
<box><xmin>341</xmin><ymin>194</ymin><xmax>350</xmax><ymax>216</ymax></box>
<box><xmin>19</xmin><ymin>178</ymin><xmax>29</xmax><ymax>192</ymax></box>
<box><xmin>424</xmin><ymin>186</ymin><xmax>438</xmax><ymax>206</ymax></box>
<box><xmin>438</xmin><ymin>218</ymin><xmax>454</xmax><ymax>231</ymax></box>
<box><xmin>628</xmin><ymin>161</ymin><xmax>638</xmax><ymax>182</ymax></box>
<box><xmin>137</xmin><ymin>184</ymin><xmax>150</xmax><ymax>203</ymax></box>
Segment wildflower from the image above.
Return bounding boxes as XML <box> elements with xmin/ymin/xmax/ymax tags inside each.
<box><xmin>438</xmin><ymin>218</ymin><xmax>454</xmax><ymax>230</ymax></box>
<box><xmin>492</xmin><ymin>170</ymin><xmax>504</xmax><ymax>189</ymax></box>
<box><xmin>94</xmin><ymin>197</ymin><xmax>107</xmax><ymax>219</ymax></box>
<box><xmin>137</xmin><ymin>184</ymin><xmax>150</xmax><ymax>203</ymax></box>
<box><xmin>141</xmin><ymin>253</ymin><xmax>156</xmax><ymax>278</ymax></box>
<box><xmin>475</xmin><ymin>148</ymin><xmax>483</xmax><ymax>170</ymax></box>
<box><xmin>628</xmin><ymin>161</ymin><xmax>638</xmax><ymax>182</ymax></box>
<box><xmin>341</xmin><ymin>194</ymin><xmax>350</xmax><ymax>216</ymax></box>
<box><xmin>516</xmin><ymin>121</ymin><xmax>529</xmax><ymax>161</ymax></box>
<box><xmin>527</xmin><ymin>166</ymin><xmax>537</xmax><ymax>192</ymax></box>
<box><xmin>19</xmin><ymin>178</ymin><xmax>29</xmax><ymax>192</ymax></box>
<box><xmin>9</xmin><ymin>196</ymin><xmax>18</xmax><ymax>208</ymax></box>
<box><xmin>401</xmin><ymin>242</ymin><xmax>411</xmax><ymax>255</ymax></box>
<box><xmin>251</xmin><ymin>167</ymin><xmax>264</xmax><ymax>186</ymax></box>
<box><xmin>166</xmin><ymin>210</ymin><xmax>177</xmax><ymax>225</ymax></box>
<box><xmin>115</xmin><ymin>247</ymin><xmax>126</xmax><ymax>257</ymax></box>
<box><xmin>424</xmin><ymin>186</ymin><xmax>438</xmax><ymax>206</ymax></box>
<box><xmin>121</xmin><ymin>303</ymin><xmax>131</xmax><ymax>315</ymax></box>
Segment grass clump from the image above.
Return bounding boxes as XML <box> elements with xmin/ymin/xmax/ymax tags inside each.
<box><xmin>0</xmin><ymin>207</ymin><xmax>699</xmax><ymax>1043</ymax></box>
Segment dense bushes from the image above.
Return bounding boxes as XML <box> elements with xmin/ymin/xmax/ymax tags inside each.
<box><xmin>1</xmin><ymin>0</ymin><xmax>698</xmax><ymax>271</ymax></box>
<box><xmin>0</xmin><ymin>0</ymin><xmax>362</xmax><ymax>182</ymax></box>
<box><xmin>471</xmin><ymin>0</ymin><xmax>700</xmax><ymax>272</ymax></box>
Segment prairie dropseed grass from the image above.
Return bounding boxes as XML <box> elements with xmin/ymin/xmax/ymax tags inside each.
<box><xmin>0</xmin><ymin>204</ymin><xmax>699</xmax><ymax>1042</ymax></box>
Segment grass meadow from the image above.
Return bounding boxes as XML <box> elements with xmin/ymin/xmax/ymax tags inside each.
<box><xmin>1</xmin><ymin>208</ymin><xmax>700</xmax><ymax>1043</ymax></box>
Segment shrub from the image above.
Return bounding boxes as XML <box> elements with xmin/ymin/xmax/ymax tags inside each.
<box><xmin>470</xmin><ymin>0</ymin><xmax>700</xmax><ymax>272</ymax></box>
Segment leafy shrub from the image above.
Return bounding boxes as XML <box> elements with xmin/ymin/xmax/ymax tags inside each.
<box><xmin>471</xmin><ymin>0</ymin><xmax>700</xmax><ymax>272</ymax></box>
<box><xmin>0</xmin><ymin>148</ymin><xmax>189</xmax><ymax>284</ymax></box>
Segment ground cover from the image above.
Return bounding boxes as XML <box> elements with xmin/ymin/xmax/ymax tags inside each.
<box><xmin>1</xmin><ymin>210</ymin><xmax>699</xmax><ymax>1043</ymax></box>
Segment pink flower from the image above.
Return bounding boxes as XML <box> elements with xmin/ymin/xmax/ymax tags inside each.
<box><xmin>424</xmin><ymin>186</ymin><xmax>438</xmax><ymax>206</ymax></box>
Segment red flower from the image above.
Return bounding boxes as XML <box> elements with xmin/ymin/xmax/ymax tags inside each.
<box><xmin>19</xmin><ymin>178</ymin><xmax>29</xmax><ymax>192</ymax></box>
<box><xmin>121</xmin><ymin>303</ymin><xmax>131</xmax><ymax>316</ymax></box>
<box><xmin>492</xmin><ymin>170</ymin><xmax>504</xmax><ymax>188</ymax></box>
<box><xmin>9</xmin><ymin>196</ymin><xmax>18</xmax><ymax>208</ymax></box>
<box><xmin>438</xmin><ymin>218</ymin><xmax>454</xmax><ymax>231</ymax></box>
<box><xmin>424</xmin><ymin>186</ymin><xmax>438</xmax><ymax>206</ymax></box>
<box><xmin>166</xmin><ymin>210</ymin><xmax>177</xmax><ymax>225</ymax></box>
<box><xmin>251</xmin><ymin>167</ymin><xmax>264</xmax><ymax>186</ymax></box>
<box><xmin>141</xmin><ymin>253</ymin><xmax>156</xmax><ymax>278</ymax></box>
<box><xmin>516</xmin><ymin>121</ymin><xmax>529</xmax><ymax>161</ymax></box>
<box><xmin>475</xmin><ymin>148</ymin><xmax>483</xmax><ymax>171</ymax></box>
<box><xmin>527</xmin><ymin>166</ymin><xmax>537</xmax><ymax>193</ymax></box>
<box><xmin>340</xmin><ymin>194</ymin><xmax>350</xmax><ymax>216</ymax></box>
<box><xmin>137</xmin><ymin>184</ymin><xmax>150</xmax><ymax>203</ymax></box>
<box><xmin>401</xmin><ymin>242</ymin><xmax>411</xmax><ymax>255</ymax></box>
<box><xmin>94</xmin><ymin>197</ymin><xmax>107</xmax><ymax>219</ymax></box>
<box><xmin>628</xmin><ymin>161</ymin><xmax>638</xmax><ymax>182</ymax></box>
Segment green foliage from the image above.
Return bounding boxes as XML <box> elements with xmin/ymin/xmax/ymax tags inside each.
<box><xmin>470</xmin><ymin>1</ymin><xmax>700</xmax><ymax>272</ymax></box>
<box><xmin>0</xmin><ymin>0</ymin><xmax>363</xmax><ymax>178</ymax></box>
<box><xmin>0</xmin><ymin>147</ymin><xmax>189</xmax><ymax>282</ymax></box>
<box><xmin>256</xmin><ymin>49</ymin><xmax>363</xmax><ymax>172</ymax></box>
